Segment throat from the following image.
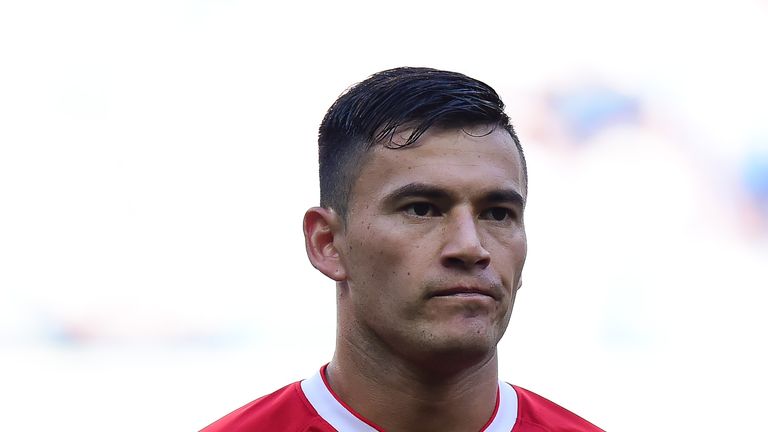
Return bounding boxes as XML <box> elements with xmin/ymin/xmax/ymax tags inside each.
<box><xmin>324</xmin><ymin>352</ymin><xmax>501</xmax><ymax>432</ymax></box>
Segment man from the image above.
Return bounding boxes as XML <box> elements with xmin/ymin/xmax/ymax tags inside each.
<box><xmin>203</xmin><ymin>67</ymin><xmax>602</xmax><ymax>431</ymax></box>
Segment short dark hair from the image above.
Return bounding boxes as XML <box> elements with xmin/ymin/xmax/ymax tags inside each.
<box><xmin>318</xmin><ymin>66</ymin><xmax>526</xmax><ymax>218</ymax></box>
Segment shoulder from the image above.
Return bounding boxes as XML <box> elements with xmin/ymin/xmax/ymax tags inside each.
<box><xmin>512</xmin><ymin>385</ymin><xmax>604</xmax><ymax>432</ymax></box>
<box><xmin>200</xmin><ymin>381</ymin><xmax>334</xmax><ymax>432</ymax></box>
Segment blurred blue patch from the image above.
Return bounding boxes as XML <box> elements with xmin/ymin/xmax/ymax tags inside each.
<box><xmin>743</xmin><ymin>147</ymin><xmax>768</xmax><ymax>214</ymax></box>
<box><xmin>549</xmin><ymin>85</ymin><xmax>641</xmax><ymax>141</ymax></box>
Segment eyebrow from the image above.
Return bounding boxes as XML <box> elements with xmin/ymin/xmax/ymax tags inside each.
<box><xmin>383</xmin><ymin>182</ymin><xmax>525</xmax><ymax>208</ymax></box>
<box><xmin>383</xmin><ymin>183</ymin><xmax>452</xmax><ymax>205</ymax></box>
<box><xmin>485</xmin><ymin>189</ymin><xmax>526</xmax><ymax>208</ymax></box>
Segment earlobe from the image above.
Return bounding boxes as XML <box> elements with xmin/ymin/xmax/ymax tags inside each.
<box><xmin>303</xmin><ymin>207</ymin><xmax>347</xmax><ymax>281</ymax></box>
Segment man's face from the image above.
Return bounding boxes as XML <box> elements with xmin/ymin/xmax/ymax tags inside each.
<box><xmin>334</xmin><ymin>127</ymin><xmax>527</xmax><ymax>367</ymax></box>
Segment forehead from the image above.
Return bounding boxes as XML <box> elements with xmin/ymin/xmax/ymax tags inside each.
<box><xmin>349</xmin><ymin>128</ymin><xmax>526</xmax><ymax>206</ymax></box>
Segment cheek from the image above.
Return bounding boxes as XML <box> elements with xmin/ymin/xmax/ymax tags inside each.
<box><xmin>344</xmin><ymin>226</ymin><xmax>424</xmax><ymax>306</ymax></box>
<box><xmin>347</xmin><ymin>218</ymin><xmax>420</xmax><ymax>271</ymax></box>
<box><xmin>345</xmin><ymin>231</ymin><xmax>404</xmax><ymax>289</ymax></box>
<box><xmin>491</xmin><ymin>235</ymin><xmax>527</xmax><ymax>281</ymax></box>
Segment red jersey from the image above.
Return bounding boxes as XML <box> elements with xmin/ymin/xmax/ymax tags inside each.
<box><xmin>202</xmin><ymin>366</ymin><xmax>602</xmax><ymax>432</ymax></box>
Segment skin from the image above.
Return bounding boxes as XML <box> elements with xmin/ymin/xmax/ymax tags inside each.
<box><xmin>304</xmin><ymin>126</ymin><xmax>527</xmax><ymax>432</ymax></box>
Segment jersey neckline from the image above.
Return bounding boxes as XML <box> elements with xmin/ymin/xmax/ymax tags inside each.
<box><xmin>299</xmin><ymin>365</ymin><xmax>519</xmax><ymax>431</ymax></box>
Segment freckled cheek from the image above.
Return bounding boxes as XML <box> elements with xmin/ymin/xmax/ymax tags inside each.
<box><xmin>348</xmin><ymin>232</ymin><xmax>412</xmax><ymax>282</ymax></box>
<box><xmin>348</xmin><ymin>241</ymin><xmax>421</xmax><ymax>319</ymax></box>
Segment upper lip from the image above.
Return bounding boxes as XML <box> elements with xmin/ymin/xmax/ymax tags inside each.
<box><xmin>429</xmin><ymin>285</ymin><xmax>498</xmax><ymax>300</ymax></box>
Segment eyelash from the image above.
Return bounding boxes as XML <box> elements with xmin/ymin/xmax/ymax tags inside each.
<box><xmin>401</xmin><ymin>203</ymin><xmax>516</xmax><ymax>222</ymax></box>
<box><xmin>404</xmin><ymin>202</ymin><xmax>440</xmax><ymax>217</ymax></box>
<box><xmin>480</xmin><ymin>207</ymin><xmax>516</xmax><ymax>222</ymax></box>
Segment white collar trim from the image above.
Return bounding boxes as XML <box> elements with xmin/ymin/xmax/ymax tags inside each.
<box><xmin>483</xmin><ymin>380</ymin><xmax>518</xmax><ymax>432</ymax></box>
<box><xmin>300</xmin><ymin>369</ymin><xmax>518</xmax><ymax>432</ymax></box>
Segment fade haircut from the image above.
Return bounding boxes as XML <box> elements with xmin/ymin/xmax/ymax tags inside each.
<box><xmin>318</xmin><ymin>66</ymin><xmax>526</xmax><ymax>219</ymax></box>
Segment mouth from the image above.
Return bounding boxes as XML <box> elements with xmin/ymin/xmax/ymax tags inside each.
<box><xmin>429</xmin><ymin>286</ymin><xmax>498</xmax><ymax>301</ymax></box>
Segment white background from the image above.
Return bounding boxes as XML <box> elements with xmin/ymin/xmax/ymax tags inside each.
<box><xmin>1</xmin><ymin>0</ymin><xmax>767</xmax><ymax>430</ymax></box>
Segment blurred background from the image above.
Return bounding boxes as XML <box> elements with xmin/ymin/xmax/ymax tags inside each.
<box><xmin>1</xmin><ymin>0</ymin><xmax>767</xmax><ymax>430</ymax></box>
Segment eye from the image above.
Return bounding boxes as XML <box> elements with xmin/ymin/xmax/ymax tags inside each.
<box><xmin>481</xmin><ymin>207</ymin><xmax>515</xmax><ymax>222</ymax></box>
<box><xmin>403</xmin><ymin>202</ymin><xmax>439</xmax><ymax>217</ymax></box>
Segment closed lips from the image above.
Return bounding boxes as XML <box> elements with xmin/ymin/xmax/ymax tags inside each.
<box><xmin>430</xmin><ymin>287</ymin><xmax>497</xmax><ymax>300</ymax></box>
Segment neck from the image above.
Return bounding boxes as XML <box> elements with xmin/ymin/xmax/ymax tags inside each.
<box><xmin>326</xmin><ymin>333</ymin><xmax>500</xmax><ymax>432</ymax></box>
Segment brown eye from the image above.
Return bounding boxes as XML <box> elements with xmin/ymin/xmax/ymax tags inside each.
<box><xmin>413</xmin><ymin>203</ymin><xmax>430</xmax><ymax>216</ymax></box>
<box><xmin>404</xmin><ymin>202</ymin><xmax>438</xmax><ymax>217</ymax></box>
<box><xmin>482</xmin><ymin>207</ymin><xmax>513</xmax><ymax>222</ymax></box>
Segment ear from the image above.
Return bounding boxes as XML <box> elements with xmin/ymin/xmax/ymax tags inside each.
<box><xmin>303</xmin><ymin>206</ymin><xmax>347</xmax><ymax>281</ymax></box>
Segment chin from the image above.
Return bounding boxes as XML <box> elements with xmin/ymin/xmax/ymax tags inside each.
<box><xmin>417</xmin><ymin>329</ymin><xmax>498</xmax><ymax>367</ymax></box>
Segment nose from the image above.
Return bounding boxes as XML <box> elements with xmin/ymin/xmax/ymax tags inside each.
<box><xmin>440</xmin><ymin>209</ymin><xmax>491</xmax><ymax>270</ymax></box>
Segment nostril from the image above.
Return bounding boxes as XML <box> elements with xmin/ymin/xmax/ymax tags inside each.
<box><xmin>442</xmin><ymin>256</ymin><xmax>466</xmax><ymax>269</ymax></box>
<box><xmin>442</xmin><ymin>255</ymin><xmax>491</xmax><ymax>270</ymax></box>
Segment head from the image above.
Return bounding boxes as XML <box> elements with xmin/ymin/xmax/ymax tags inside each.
<box><xmin>304</xmin><ymin>67</ymin><xmax>528</xmax><ymax>373</ymax></box>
